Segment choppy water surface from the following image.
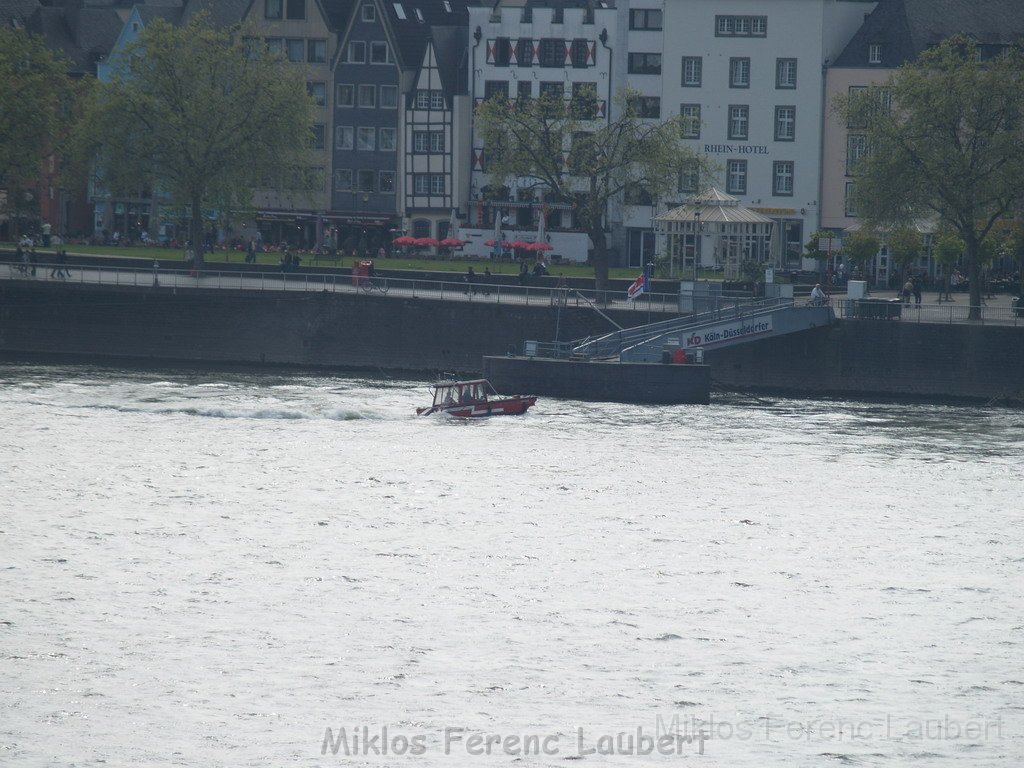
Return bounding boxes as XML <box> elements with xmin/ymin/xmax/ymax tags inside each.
<box><xmin>0</xmin><ymin>364</ymin><xmax>1021</xmax><ymax>767</ymax></box>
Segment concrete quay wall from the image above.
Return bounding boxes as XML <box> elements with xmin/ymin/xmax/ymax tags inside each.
<box><xmin>1</xmin><ymin>282</ymin><xmax>1022</xmax><ymax>403</ymax></box>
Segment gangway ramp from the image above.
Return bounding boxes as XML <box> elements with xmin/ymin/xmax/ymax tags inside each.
<box><xmin>571</xmin><ymin>299</ymin><xmax>834</xmax><ymax>363</ymax></box>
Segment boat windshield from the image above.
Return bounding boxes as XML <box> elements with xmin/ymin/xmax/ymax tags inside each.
<box><xmin>433</xmin><ymin>385</ymin><xmax>455</xmax><ymax>407</ymax></box>
<box><xmin>433</xmin><ymin>381</ymin><xmax>493</xmax><ymax>407</ymax></box>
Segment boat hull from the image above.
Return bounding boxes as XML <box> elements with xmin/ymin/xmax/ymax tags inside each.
<box><xmin>416</xmin><ymin>396</ymin><xmax>536</xmax><ymax>417</ymax></box>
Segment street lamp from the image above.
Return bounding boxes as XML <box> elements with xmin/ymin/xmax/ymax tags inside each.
<box><xmin>692</xmin><ymin>209</ymin><xmax>702</xmax><ymax>282</ymax></box>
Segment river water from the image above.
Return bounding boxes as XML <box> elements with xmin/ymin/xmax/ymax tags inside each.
<box><xmin>0</xmin><ymin>363</ymin><xmax>1021</xmax><ymax>767</ymax></box>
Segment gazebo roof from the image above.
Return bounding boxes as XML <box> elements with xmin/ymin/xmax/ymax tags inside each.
<box><xmin>653</xmin><ymin>188</ymin><xmax>775</xmax><ymax>226</ymax></box>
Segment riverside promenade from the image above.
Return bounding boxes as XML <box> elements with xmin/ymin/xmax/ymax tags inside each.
<box><xmin>2</xmin><ymin>254</ymin><xmax>1021</xmax><ymax>327</ymax></box>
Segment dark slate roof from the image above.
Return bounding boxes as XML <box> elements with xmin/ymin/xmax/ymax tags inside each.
<box><xmin>137</xmin><ymin>5</ymin><xmax>185</xmax><ymax>25</ymax></box>
<box><xmin>320</xmin><ymin>0</ymin><xmax>356</xmax><ymax>31</ymax></box>
<box><xmin>431</xmin><ymin>24</ymin><xmax>468</xmax><ymax>95</ymax></box>
<box><xmin>28</xmin><ymin>5</ymin><xmax>124</xmax><ymax>75</ymax></box>
<box><xmin>833</xmin><ymin>0</ymin><xmax>1024</xmax><ymax>68</ymax></box>
<box><xmin>382</xmin><ymin>0</ymin><xmax>476</xmax><ymax>71</ymax></box>
<box><xmin>180</xmin><ymin>0</ymin><xmax>249</xmax><ymax>28</ymax></box>
<box><xmin>0</xmin><ymin>0</ymin><xmax>40</xmax><ymax>28</ymax></box>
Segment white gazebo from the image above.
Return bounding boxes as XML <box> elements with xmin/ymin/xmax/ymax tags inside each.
<box><xmin>653</xmin><ymin>188</ymin><xmax>776</xmax><ymax>279</ymax></box>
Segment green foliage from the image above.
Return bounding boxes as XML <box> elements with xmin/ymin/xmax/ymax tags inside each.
<box><xmin>843</xmin><ymin>230</ymin><xmax>881</xmax><ymax>269</ymax></box>
<box><xmin>803</xmin><ymin>230</ymin><xmax>833</xmax><ymax>259</ymax></box>
<box><xmin>834</xmin><ymin>36</ymin><xmax>1024</xmax><ymax>315</ymax></box>
<box><xmin>886</xmin><ymin>227</ymin><xmax>922</xmax><ymax>270</ymax></box>
<box><xmin>932</xmin><ymin>230</ymin><xmax>964</xmax><ymax>267</ymax></box>
<box><xmin>475</xmin><ymin>86</ymin><xmax>713</xmax><ymax>291</ymax></box>
<box><xmin>0</xmin><ymin>27</ymin><xmax>79</xmax><ymax>227</ymax></box>
<box><xmin>73</xmin><ymin>14</ymin><xmax>315</xmax><ymax>265</ymax></box>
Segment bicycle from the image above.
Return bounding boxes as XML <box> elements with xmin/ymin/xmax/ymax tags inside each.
<box><xmin>359</xmin><ymin>276</ymin><xmax>389</xmax><ymax>295</ymax></box>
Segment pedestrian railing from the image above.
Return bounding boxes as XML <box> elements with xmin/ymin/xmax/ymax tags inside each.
<box><xmin>836</xmin><ymin>298</ymin><xmax>1021</xmax><ymax>326</ymax></box>
<box><xmin>1</xmin><ymin>261</ymin><xmax>684</xmax><ymax>313</ymax></box>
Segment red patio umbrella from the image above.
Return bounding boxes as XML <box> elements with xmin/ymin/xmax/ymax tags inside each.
<box><xmin>527</xmin><ymin>241</ymin><xmax>554</xmax><ymax>251</ymax></box>
<box><xmin>393</xmin><ymin>236</ymin><xmax>416</xmax><ymax>246</ymax></box>
<box><xmin>509</xmin><ymin>241</ymin><xmax>532</xmax><ymax>250</ymax></box>
<box><xmin>439</xmin><ymin>237</ymin><xmax>466</xmax><ymax>247</ymax></box>
<box><xmin>483</xmin><ymin>239</ymin><xmax>498</xmax><ymax>247</ymax></box>
<box><xmin>414</xmin><ymin>237</ymin><xmax>441</xmax><ymax>247</ymax></box>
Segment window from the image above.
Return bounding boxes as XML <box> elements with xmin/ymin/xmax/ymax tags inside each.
<box><xmin>336</xmin><ymin>84</ymin><xmax>354</xmax><ymax>107</ymax></box>
<box><xmin>846</xmin><ymin>134</ymin><xmax>866</xmax><ymax>175</ymax></box>
<box><xmin>682</xmin><ymin>56</ymin><xmax>702</xmax><ymax>87</ymax></box>
<box><xmin>335</xmin><ymin>125</ymin><xmax>353</xmax><ymax>150</ymax></box>
<box><xmin>379</xmin><ymin>127</ymin><xmax>396</xmax><ymax>151</ymax></box>
<box><xmin>413</xmin><ymin>131</ymin><xmax>444</xmax><ymax>153</ymax></box>
<box><xmin>265</xmin><ymin>0</ymin><xmax>282</xmax><ymax>19</ymax></box>
<box><xmin>774</xmin><ymin>106</ymin><xmax>795</xmax><ymax>141</ymax></box>
<box><xmin>847</xmin><ymin>86</ymin><xmax>867</xmax><ymax>128</ymax></box>
<box><xmin>716</xmin><ymin>15</ymin><xmax>767</xmax><ymax>37</ymax></box>
<box><xmin>416</xmin><ymin>89</ymin><xmax>444</xmax><ymax>109</ymax></box>
<box><xmin>678</xmin><ymin>162</ymin><xmax>700</xmax><ymax>193</ymax></box>
<box><xmin>333</xmin><ymin>169</ymin><xmax>352</xmax><ymax>191</ymax></box>
<box><xmin>484</xmin><ymin>80</ymin><xmax>508</xmax><ymax>101</ymax></box>
<box><xmin>680</xmin><ymin>104</ymin><xmax>701</xmax><ymax>139</ymax></box>
<box><xmin>539</xmin><ymin>38</ymin><xmax>564</xmax><ymax>67</ymax></box>
<box><xmin>361</xmin><ymin>3</ymin><xmax>375</xmax><ymax>21</ymax></box>
<box><xmin>346</xmin><ymin>41</ymin><xmax>365</xmax><ymax>63</ymax></box>
<box><xmin>370</xmin><ymin>42</ymin><xmax>391</xmax><ymax>64</ymax></box>
<box><xmin>307</xmin><ymin>81</ymin><xmax>326</xmax><ymax>107</ymax></box>
<box><xmin>357</xmin><ymin>169</ymin><xmax>375</xmax><ymax>192</ymax></box>
<box><xmin>571</xmin><ymin>82</ymin><xmax>597</xmax><ymax>118</ymax></box>
<box><xmin>627</xmin><ymin>96</ymin><xmax>660</xmax><ymax>118</ymax></box>
<box><xmin>868</xmin><ymin>44</ymin><xmax>882</xmax><ymax>64</ymax></box>
<box><xmin>729</xmin><ymin>58</ymin><xmax>750</xmax><ymax>88</ymax></box>
<box><xmin>518</xmin><ymin>80</ymin><xmax>532</xmax><ymax>99</ymax></box>
<box><xmin>516</xmin><ymin>38</ymin><xmax>533</xmax><ymax>67</ymax></box>
<box><xmin>845</xmin><ymin>182</ymin><xmax>858</xmax><ymax>216</ymax></box>
<box><xmin>393</xmin><ymin>3</ymin><xmax>406</xmax><ymax>19</ymax></box>
<box><xmin>379</xmin><ymin>85</ymin><xmax>398</xmax><ymax>108</ymax></box>
<box><xmin>265</xmin><ymin>37</ymin><xmax>283</xmax><ymax>55</ymax></box>
<box><xmin>357</xmin><ymin>126</ymin><xmax>375</xmax><ymax>150</ymax></box>
<box><xmin>379</xmin><ymin>170</ymin><xmax>395</xmax><ymax>193</ymax></box>
<box><xmin>776</xmin><ymin>58</ymin><xmax>796</xmax><ymax>89</ymax></box>
<box><xmin>310</xmin><ymin>123</ymin><xmax>325</xmax><ymax>149</ymax></box>
<box><xmin>286</xmin><ymin>39</ymin><xmax>304</xmax><ymax>62</ymax></box>
<box><xmin>728</xmin><ymin>105</ymin><xmax>748</xmax><ymax>140</ymax></box>
<box><xmin>493</xmin><ymin>37</ymin><xmax>511</xmax><ymax>66</ymax></box>
<box><xmin>571</xmin><ymin>39</ymin><xmax>589</xmax><ymax>68</ymax></box>
<box><xmin>307</xmin><ymin>39</ymin><xmax>326</xmax><ymax>63</ymax></box>
<box><xmin>286</xmin><ymin>0</ymin><xmax>305</xmax><ymax>19</ymax></box>
<box><xmin>726</xmin><ymin>160</ymin><xmax>747</xmax><ymax>195</ymax></box>
<box><xmin>773</xmin><ymin>161</ymin><xmax>793</xmax><ymax>196</ymax></box>
<box><xmin>431</xmin><ymin>174</ymin><xmax>445</xmax><ymax>194</ymax></box>
<box><xmin>539</xmin><ymin>81</ymin><xmax>564</xmax><ymax>99</ymax></box>
<box><xmin>413</xmin><ymin>174</ymin><xmax>430</xmax><ymax>194</ymax></box>
<box><xmin>629</xmin><ymin>9</ymin><xmax>662</xmax><ymax>30</ymax></box>
<box><xmin>875</xmin><ymin>87</ymin><xmax>892</xmax><ymax>113</ymax></box>
<box><xmin>628</xmin><ymin>53</ymin><xmax>661</xmax><ymax>75</ymax></box>
<box><xmin>358</xmin><ymin>84</ymin><xmax>375</xmax><ymax>107</ymax></box>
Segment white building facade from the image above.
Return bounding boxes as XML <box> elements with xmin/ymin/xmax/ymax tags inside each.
<box><xmin>465</xmin><ymin>0</ymin><xmax>623</xmax><ymax>262</ymax></box>
<box><xmin>656</xmin><ymin>0</ymin><xmax>875</xmax><ymax>270</ymax></box>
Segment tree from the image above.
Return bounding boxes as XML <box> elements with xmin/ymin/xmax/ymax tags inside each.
<box><xmin>836</xmin><ymin>36</ymin><xmax>1024</xmax><ymax>318</ymax></box>
<box><xmin>0</xmin><ymin>27</ymin><xmax>78</xmax><ymax>235</ymax></box>
<box><xmin>475</xmin><ymin>87</ymin><xmax>712</xmax><ymax>293</ymax></box>
<box><xmin>932</xmin><ymin>229</ymin><xmax>964</xmax><ymax>301</ymax></box>
<box><xmin>886</xmin><ymin>226</ymin><xmax>922</xmax><ymax>284</ymax></box>
<box><xmin>74</xmin><ymin>14</ymin><xmax>315</xmax><ymax>266</ymax></box>
<box><xmin>843</xmin><ymin>230</ymin><xmax>881</xmax><ymax>280</ymax></box>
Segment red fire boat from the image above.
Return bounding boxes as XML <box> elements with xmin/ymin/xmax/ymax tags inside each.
<box><xmin>416</xmin><ymin>379</ymin><xmax>537</xmax><ymax>417</ymax></box>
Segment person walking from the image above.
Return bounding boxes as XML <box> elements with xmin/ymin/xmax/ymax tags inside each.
<box><xmin>912</xmin><ymin>275</ymin><xmax>923</xmax><ymax>306</ymax></box>
<box><xmin>901</xmin><ymin>277</ymin><xmax>913</xmax><ymax>304</ymax></box>
<box><xmin>465</xmin><ymin>266</ymin><xmax>476</xmax><ymax>295</ymax></box>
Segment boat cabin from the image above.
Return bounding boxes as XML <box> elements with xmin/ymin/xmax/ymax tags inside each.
<box><xmin>432</xmin><ymin>379</ymin><xmax>496</xmax><ymax>407</ymax></box>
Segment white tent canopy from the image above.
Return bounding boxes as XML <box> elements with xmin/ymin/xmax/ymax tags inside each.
<box><xmin>653</xmin><ymin>189</ymin><xmax>775</xmax><ymax>278</ymax></box>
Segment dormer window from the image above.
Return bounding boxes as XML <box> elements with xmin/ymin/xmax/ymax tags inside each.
<box><xmin>362</xmin><ymin>4</ymin><xmax>375</xmax><ymax>22</ymax></box>
<box><xmin>392</xmin><ymin>3</ymin><xmax>405</xmax><ymax>20</ymax></box>
<box><xmin>868</xmin><ymin>43</ymin><xmax>882</xmax><ymax>64</ymax></box>
<box><xmin>414</xmin><ymin>8</ymin><xmax>424</xmax><ymax>22</ymax></box>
